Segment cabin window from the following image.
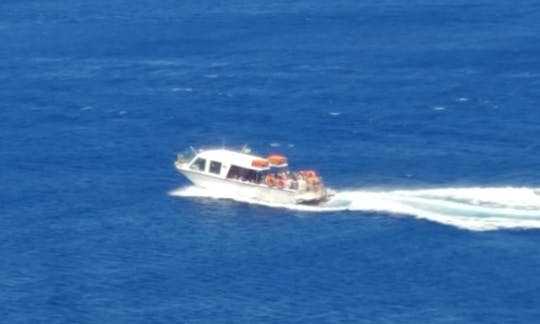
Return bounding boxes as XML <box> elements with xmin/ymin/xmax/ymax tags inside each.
<box><xmin>227</xmin><ymin>165</ymin><xmax>258</xmax><ymax>183</ymax></box>
<box><xmin>190</xmin><ymin>158</ymin><xmax>206</xmax><ymax>171</ymax></box>
<box><xmin>209</xmin><ymin>161</ymin><xmax>222</xmax><ymax>175</ymax></box>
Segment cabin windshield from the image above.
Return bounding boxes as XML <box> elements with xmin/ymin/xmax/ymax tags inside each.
<box><xmin>190</xmin><ymin>158</ymin><xmax>206</xmax><ymax>171</ymax></box>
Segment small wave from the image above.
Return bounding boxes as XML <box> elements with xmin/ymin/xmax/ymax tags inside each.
<box><xmin>171</xmin><ymin>87</ymin><xmax>193</xmax><ymax>92</ymax></box>
<box><xmin>328</xmin><ymin>112</ymin><xmax>342</xmax><ymax>116</ymax></box>
<box><xmin>433</xmin><ymin>106</ymin><xmax>446</xmax><ymax>111</ymax></box>
<box><xmin>211</xmin><ymin>62</ymin><xmax>230</xmax><ymax>67</ymax></box>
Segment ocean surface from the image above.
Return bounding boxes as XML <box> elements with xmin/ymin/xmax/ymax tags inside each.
<box><xmin>2</xmin><ymin>0</ymin><xmax>540</xmax><ymax>322</ymax></box>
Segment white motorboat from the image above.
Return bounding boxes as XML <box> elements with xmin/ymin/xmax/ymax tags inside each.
<box><xmin>174</xmin><ymin>146</ymin><xmax>331</xmax><ymax>204</ymax></box>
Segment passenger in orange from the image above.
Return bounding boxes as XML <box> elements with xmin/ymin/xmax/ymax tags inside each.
<box><xmin>277</xmin><ymin>178</ymin><xmax>285</xmax><ymax>188</ymax></box>
<box><xmin>265</xmin><ymin>174</ymin><xmax>276</xmax><ymax>186</ymax></box>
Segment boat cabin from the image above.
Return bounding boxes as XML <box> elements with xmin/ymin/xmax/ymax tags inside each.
<box><xmin>180</xmin><ymin>149</ymin><xmax>288</xmax><ymax>184</ymax></box>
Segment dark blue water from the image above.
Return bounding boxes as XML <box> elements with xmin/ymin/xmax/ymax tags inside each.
<box><xmin>2</xmin><ymin>1</ymin><xmax>540</xmax><ymax>322</ymax></box>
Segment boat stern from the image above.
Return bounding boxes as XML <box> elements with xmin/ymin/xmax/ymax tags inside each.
<box><xmin>295</xmin><ymin>187</ymin><xmax>331</xmax><ymax>205</ymax></box>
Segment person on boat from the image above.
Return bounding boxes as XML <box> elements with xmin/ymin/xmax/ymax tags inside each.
<box><xmin>265</xmin><ymin>174</ymin><xmax>276</xmax><ymax>186</ymax></box>
<box><xmin>284</xmin><ymin>177</ymin><xmax>293</xmax><ymax>189</ymax></box>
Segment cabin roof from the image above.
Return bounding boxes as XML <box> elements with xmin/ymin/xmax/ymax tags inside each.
<box><xmin>197</xmin><ymin>149</ymin><xmax>271</xmax><ymax>171</ymax></box>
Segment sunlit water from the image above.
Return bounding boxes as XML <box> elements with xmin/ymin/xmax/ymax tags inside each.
<box><xmin>3</xmin><ymin>0</ymin><xmax>540</xmax><ymax>322</ymax></box>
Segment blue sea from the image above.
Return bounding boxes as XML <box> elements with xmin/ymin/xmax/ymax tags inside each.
<box><xmin>2</xmin><ymin>1</ymin><xmax>540</xmax><ymax>322</ymax></box>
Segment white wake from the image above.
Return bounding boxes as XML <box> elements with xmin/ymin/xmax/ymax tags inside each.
<box><xmin>169</xmin><ymin>186</ymin><xmax>540</xmax><ymax>231</ymax></box>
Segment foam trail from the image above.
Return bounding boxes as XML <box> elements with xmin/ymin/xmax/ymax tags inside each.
<box><xmin>169</xmin><ymin>186</ymin><xmax>540</xmax><ymax>231</ymax></box>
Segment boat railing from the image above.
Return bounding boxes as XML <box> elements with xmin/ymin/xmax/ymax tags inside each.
<box><xmin>263</xmin><ymin>172</ymin><xmax>325</xmax><ymax>193</ymax></box>
<box><xmin>176</xmin><ymin>146</ymin><xmax>197</xmax><ymax>165</ymax></box>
